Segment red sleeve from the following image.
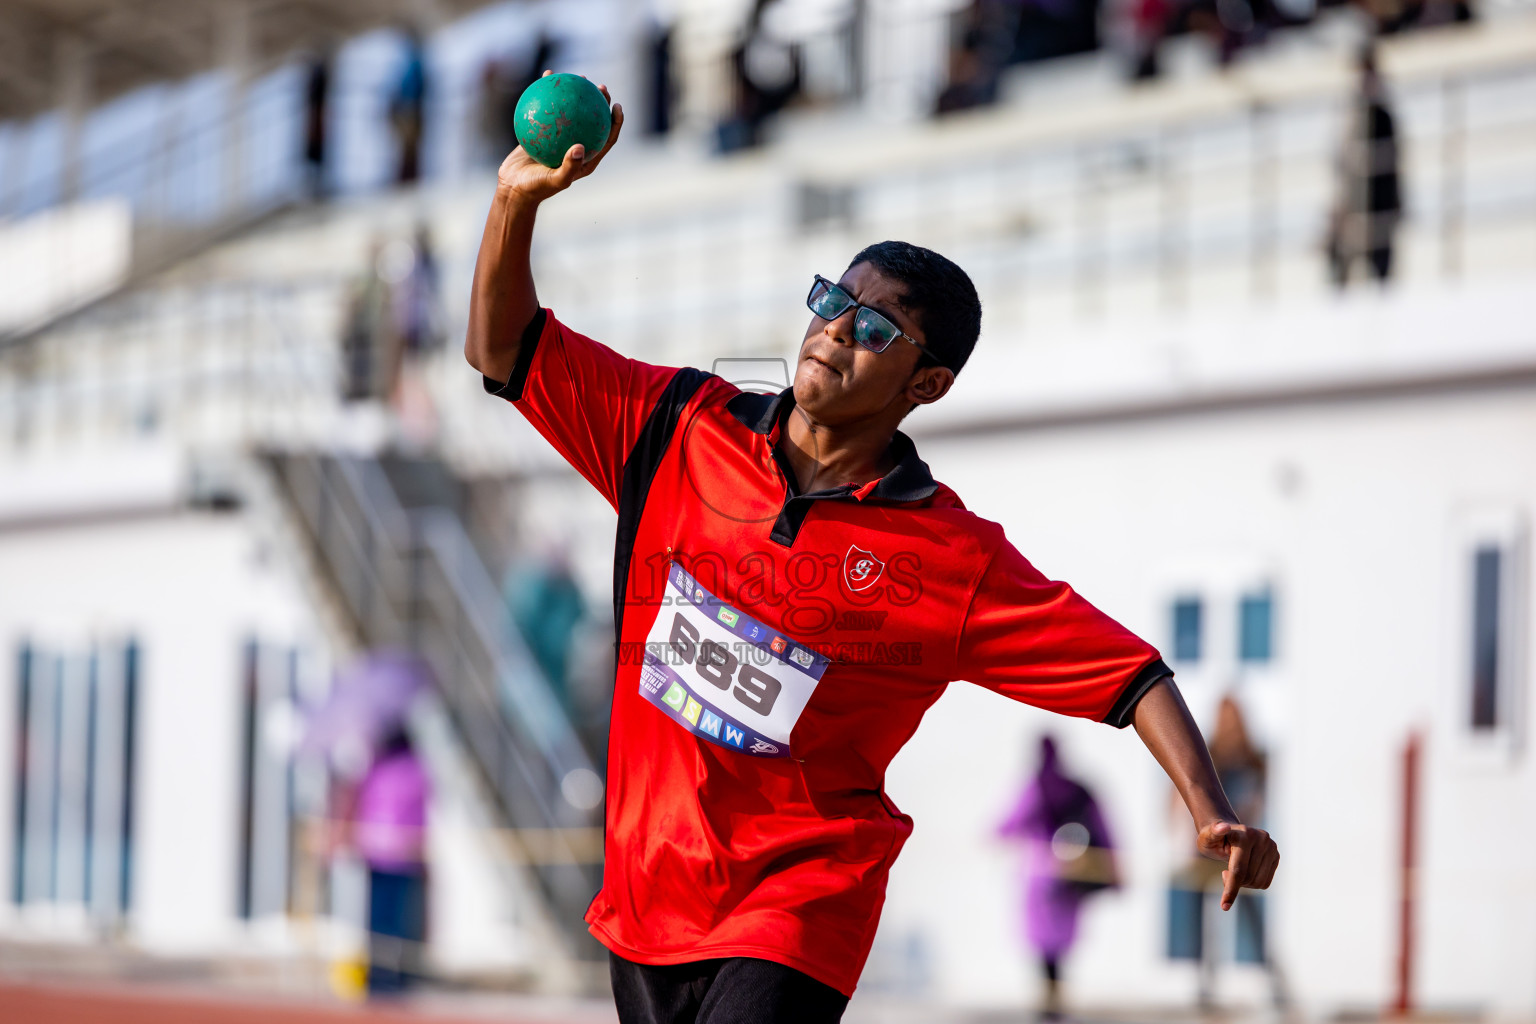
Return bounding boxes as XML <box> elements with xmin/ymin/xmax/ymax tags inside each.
<box><xmin>487</xmin><ymin>309</ymin><xmax>684</xmax><ymax>510</ymax></box>
<box><xmin>956</xmin><ymin>540</ymin><xmax>1170</xmax><ymax>728</ymax></box>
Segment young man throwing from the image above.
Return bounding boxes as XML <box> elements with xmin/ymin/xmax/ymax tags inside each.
<box><xmin>466</xmin><ymin>82</ymin><xmax>1279</xmax><ymax>1024</ymax></box>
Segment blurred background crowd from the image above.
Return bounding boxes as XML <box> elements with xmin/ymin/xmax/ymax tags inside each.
<box><xmin>0</xmin><ymin>0</ymin><xmax>1533</xmax><ymax>1021</ymax></box>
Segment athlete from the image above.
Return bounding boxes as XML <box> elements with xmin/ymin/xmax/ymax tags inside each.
<box><xmin>466</xmin><ymin>80</ymin><xmax>1279</xmax><ymax>1024</ymax></box>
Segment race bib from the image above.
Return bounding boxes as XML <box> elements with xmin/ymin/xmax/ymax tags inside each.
<box><xmin>639</xmin><ymin>562</ymin><xmax>829</xmax><ymax>758</ymax></box>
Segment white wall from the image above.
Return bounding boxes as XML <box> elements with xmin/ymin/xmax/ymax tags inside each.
<box><xmin>871</xmin><ymin>380</ymin><xmax>1536</xmax><ymax>1015</ymax></box>
<box><xmin>0</xmin><ymin>479</ymin><xmax>318</xmax><ymax>952</ymax></box>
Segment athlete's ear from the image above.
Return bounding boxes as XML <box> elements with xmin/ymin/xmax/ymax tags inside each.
<box><xmin>906</xmin><ymin>365</ymin><xmax>954</xmax><ymax>407</ymax></box>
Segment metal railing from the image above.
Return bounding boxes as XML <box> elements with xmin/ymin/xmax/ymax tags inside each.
<box><xmin>0</xmin><ymin>64</ymin><xmax>485</xmax><ymax>345</ymax></box>
<box><xmin>530</xmin><ymin>33</ymin><xmax>1536</xmax><ymax>360</ymax></box>
<box><xmin>266</xmin><ymin>449</ymin><xmax>604</xmax><ymax>957</ymax></box>
<box><xmin>0</xmin><ymin>275</ymin><xmax>348</xmax><ymax>448</ymax></box>
<box><xmin>0</xmin><ymin>83</ymin><xmax>308</xmax><ymax>345</ymax></box>
<box><xmin>3</xmin><ymin>41</ymin><xmax>1534</xmax><ymax>473</ymax></box>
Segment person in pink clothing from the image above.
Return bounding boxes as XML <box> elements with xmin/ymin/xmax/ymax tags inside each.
<box><xmin>352</xmin><ymin>728</ymin><xmax>430</xmax><ymax>996</ymax></box>
<box><xmin>998</xmin><ymin>735</ymin><xmax>1120</xmax><ymax>1019</ymax></box>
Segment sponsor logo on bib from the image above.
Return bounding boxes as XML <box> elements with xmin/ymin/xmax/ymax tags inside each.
<box><xmin>639</xmin><ymin>562</ymin><xmax>830</xmax><ymax>758</ymax></box>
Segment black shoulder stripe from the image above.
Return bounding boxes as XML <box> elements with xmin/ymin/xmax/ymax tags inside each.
<box><xmin>612</xmin><ymin>368</ymin><xmax>714</xmax><ymax>638</ymax></box>
<box><xmin>482</xmin><ymin>308</ymin><xmax>547</xmax><ymax>401</ymax></box>
<box><xmin>1102</xmin><ymin>658</ymin><xmax>1173</xmax><ymax>729</ymax></box>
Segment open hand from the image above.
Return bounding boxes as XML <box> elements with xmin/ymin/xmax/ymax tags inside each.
<box><xmin>1197</xmin><ymin>820</ymin><xmax>1279</xmax><ymax>910</ymax></box>
<box><xmin>497</xmin><ymin>72</ymin><xmax>624</xmax><ymax>203</ymax></box>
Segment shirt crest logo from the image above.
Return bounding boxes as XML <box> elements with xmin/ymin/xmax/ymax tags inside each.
<box><xmin>843</xmin><ymin>544</ymin><xmax>885</xmax><ymax>593</ymax></box>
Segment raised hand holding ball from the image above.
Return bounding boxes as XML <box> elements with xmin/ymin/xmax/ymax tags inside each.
<box><xmin>498</xmin><ymin>72</ymin><xmax>622</xmax><ymax>203</ymax></box>
<box><xmin>515</xmin><ymin>72</ymin><xmax>614</xmax><ymax>168</ymax></box>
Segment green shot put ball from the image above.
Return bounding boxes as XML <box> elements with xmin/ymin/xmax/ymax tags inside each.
<box><xmin>514</xmin><ymin>73</ymin><xmax>612</xmax><ymax>168</ymax></box>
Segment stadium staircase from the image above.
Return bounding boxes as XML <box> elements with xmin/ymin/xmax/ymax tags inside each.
<box><xmin>258</xmin><ymin>446</ymin><xmax>607</xmax><ymax>965</ymax></box>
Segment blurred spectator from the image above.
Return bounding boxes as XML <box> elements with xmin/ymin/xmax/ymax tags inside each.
<box><xmin>389</xmin><ymin>224</ymin><xmax>445</xmax><ymax>448</ymax></box>
<box><xmin>514</xmin><ymin>33</ymin><xmax>561</xmax><ymax>109</ymax></box>
<box><xmin>937</xmin><ymin>0</ymin><xmax>1106</xmax><ymax>114</ymax></box>
<box><xmin>353</xmin><ymin>727</ymin><xmax>430</xmax><ymax>997</ymax></box>
<box><xmin>506</xmin><ymin>550</ymin><xmax>587</xmax><ymax>713</ymax></box>
<box><xmin>517</xmin><ymin>32</ymin><xmax>561</xmax><ymax>102</ymax></box>
<box><xmin>477</xmin><ymin>60</ymin><xmax>514</xmax><ymax>167</ymax></box>
<box><xmin>301</xmin><ymin>654</ymin><xmax>432</xmax><ymax>997</ymax></box>
<box><xmin>938</xmin><ymin>0</ymin><xmax>1467</xmax><ymax>104</ymax></box>
<box><xmin>480</xmin><ymin>31</ymin><xmax>562</xmax><ymax>166</ymax></box>
<box><xmin>1179</xmin><ymin>0</ymin><xmax>1269</xmax><ymax>67</ymax></box>
<box><xmin>1210</xmin><ymin>694</ymin><xmax>1266</xmax><ymax>841</ymax></box>
<box><xmin>302</xmin><ymin>50</ymin><xmax>332</xmax><ymax>199</ymax></box>
<box><xmin>935</xmin><ymin>2</ymin><xmax>1007</xmax><ymax>114</ymax></box>
<box><xmin>1363</xmin><ymin>0</ymin><xmax>1472</xmax><ymax>34</ymax></box>
<box><xmin>1167</xmin><ymin>694</ymin><xmax>1281</xmax><ymax>1008</ymax></box>
<box><xmin>1112</xmin><ymin>0</ymin><xmax>1173</xmax><ymax>80</ymax></box>
<box><xmin>998</xmin><ymin>735</ymin><xmax>1120</xmax><ymax>1020</ymax></box>
<box><xmin>341</xmin><ymin>239</ymin><xmax>400</xmax><ymax>404</ymax></box>
<box><xmin>394</xmin><ymin>223</ymin><xmax>444</xmax><ymax>358</ymax></box>
<box><xmin>1010</xmin><ymin>0</ymin><xmax>1105</xmax><ymax>64</ymax></box>
<box><xmin>338</xmin><ymin>231</ymin><xmax>441</xmax><ymax>443</ymax></box>
<box><xmin>1326</xmin><ymin>45</ymin><xmax>1402</xmax><ymax>288</ymax></box>
<box><xmin>717</xmin><ymin>0</ymin><xmax>801</xmax><ymax>153</ymax></box>
<box><xmin>390</xmin><ymin>28</ymin><xmax>430</xmax><ymax>184</ymax></box>
<box><xmin>643</xmin><ymin>13</ymin><xmax>677</xmax><ymax>137</ymax></box>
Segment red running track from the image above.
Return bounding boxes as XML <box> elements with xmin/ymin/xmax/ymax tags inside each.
<box><xmin>0</xmin><ymin>982</ymin><xmax>530</xmax><ymax>1024</ymax></box>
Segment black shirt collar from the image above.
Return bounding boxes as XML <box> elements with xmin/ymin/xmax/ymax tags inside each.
<box><xmin>725</xmin><ymin>387</ymin><xmax>938</xmax><ymax>503</ymax></box>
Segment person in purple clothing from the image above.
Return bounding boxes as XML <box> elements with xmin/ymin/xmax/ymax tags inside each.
<box><xmin>998</xmin><ymin>735</ymin><xmax>1120</xmax><ymax>1019</ymax></box>
<box><xmin>352</xmin><ymin>727</ymin><xmax>431</xmax><ymax>995</ymax></box>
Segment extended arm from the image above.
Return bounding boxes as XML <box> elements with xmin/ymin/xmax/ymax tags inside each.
<box><xmin>1132</xmin><ymin>677</ymin><xmax>1280</xmax><ymax>909</ymax></box>
<box><xmin>465</xmin><ymin>75</ymin><xmax>623</xmax><ymax>383</ymax></box>
<box><xmin>466</xmin><ymin>188</ymin><xmax>541</xmax><ymax>383</ymax></box>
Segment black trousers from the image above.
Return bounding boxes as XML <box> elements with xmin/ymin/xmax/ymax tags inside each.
<box><xmin>609</xmin><ymin>951</ymin><xmax>849</xmax><ymax>1024</ymax></box>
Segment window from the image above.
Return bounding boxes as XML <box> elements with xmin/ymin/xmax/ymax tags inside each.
<box><xmin>1470</xmin><ymin>546</ymin><xmax>1502</xmax><ymax>729</ymax></box>
<box><xmin>11</xmin><ymin>644</ymin><xmax>31</xmax><ymax>906</ymax></box>
<box><xmin>1452</xmin><ymin>510</ymin><xmax>1526</xmax><ymax>751</ymax></box>
<box><xmin>1171</xmin><ymin>598</ymin><xmax>1202</xmax><ymax>663</ymax></box>
<box><xmin>1239</xmin><ymin>589</ymin><xmax>1274</xmax><ymax>663</ymax></box>
<box><xmin>238</xmin><ymin>639</ymin><xmax>303</xmax><ymax>921</ymax></box>
<box><xmin>11</xmin><ymin>639</ymin><xmax>137</xmax><ymax>919</ymax></box>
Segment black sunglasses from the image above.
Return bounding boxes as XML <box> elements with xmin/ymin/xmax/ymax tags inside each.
<box><xmin>806</xmin><ymin>275</ymin><xmax>938</xmax><ymax>364</ymax></box>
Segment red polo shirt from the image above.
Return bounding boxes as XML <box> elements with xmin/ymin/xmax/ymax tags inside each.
<box><xmin>486</xmin><ymin>310</ymin><xmax>1168</xmax><ymax>996</ymax></box>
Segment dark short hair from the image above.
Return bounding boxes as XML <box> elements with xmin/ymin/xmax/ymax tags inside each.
<box><xmin>846</xmin><ymin>240</ymin><xmax>982</xmax><ymax>375</ymax></box>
